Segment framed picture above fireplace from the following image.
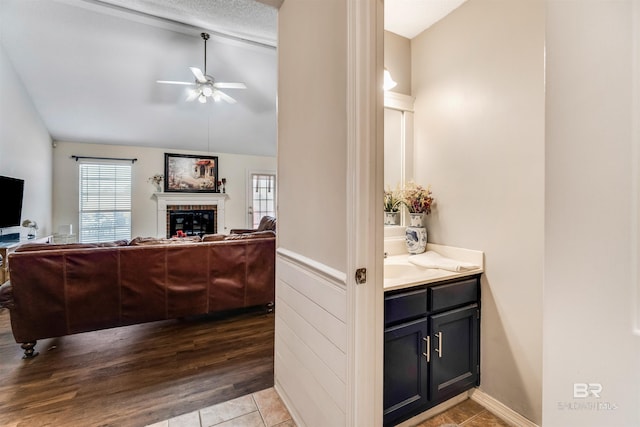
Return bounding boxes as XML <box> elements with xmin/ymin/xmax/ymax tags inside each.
<box><xmin>164</xmin><ymin>153</ymin><xmax>219</xmax><ymax>193</ymax></box>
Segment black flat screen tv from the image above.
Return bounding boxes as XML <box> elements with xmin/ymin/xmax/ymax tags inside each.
<box><xmin>0</xmin><ymin>175</ymin><xmax>25</xmax><ymax>228</ymax></box>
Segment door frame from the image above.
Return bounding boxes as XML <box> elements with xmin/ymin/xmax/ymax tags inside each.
<box><xmin>345</xmin><ymin>0</ymin><xmax>384</xmax><ymax>425</ymax></box>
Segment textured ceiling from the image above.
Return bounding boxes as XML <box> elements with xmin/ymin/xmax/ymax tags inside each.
<box><xmin>94</xmin><ymin>0</ymin><xmax>278</xmax><ymax>46</ymax></box>
<box><xmin>1</xmin><ymin>0</ymin><xmax>278</xmax><ymax>156</ymax></box>
<box><xmin>0</xmin><ymin>0</ymin><xmax>460</xmax><ymax>158</ymax></box>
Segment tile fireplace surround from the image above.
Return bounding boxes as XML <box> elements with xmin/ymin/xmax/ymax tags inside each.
<box><xmin>154</xmin><ymin>192</ymin><xmax>228</xmax><ymax>238</ymax></box>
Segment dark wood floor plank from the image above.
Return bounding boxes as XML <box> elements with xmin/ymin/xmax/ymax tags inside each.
<box><xmin>0</xmin><ymin>307</ymin><xmax>274</xmax><ymax>427</ymax></box>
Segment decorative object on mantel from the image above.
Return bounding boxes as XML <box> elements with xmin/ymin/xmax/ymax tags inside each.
<box><xmin>384</xmin><ymin>185</ymin><xmax>402</xmax><ymax>226</ymax></box>
<box><xmin>148</xmin><ymin>174</ymin><xmax>164</xmax><ymax>192</ymax></box>
<box><xmin>402</xmin><ymin>181</ymin><xmax>434</xmax><ymax>254</ymax></box>
<box><xmin>217</xmin><ymin>178</ymin><xmax>227</xmax><ymax>193</ymax></box>
<box><xmin>164</xmin><ymin>153</ymin><xmax>219</xmax><ymax>193</ymax></box>
<box><xmin>21</xmin><ymin>219</ymin><xmax>38</xmax><ymax>239</ymax></box>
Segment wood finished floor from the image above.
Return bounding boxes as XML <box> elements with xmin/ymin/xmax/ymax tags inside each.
<box><xmin>0</xmin><ymin>307</ymin><xmax>274</xmax><ymax>427</ymax></box>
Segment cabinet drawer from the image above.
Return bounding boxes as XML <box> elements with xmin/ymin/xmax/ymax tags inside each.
<box><xmin>385</xmin><ymin>288</ymin><xmax>427</xmax><ymax>325</ymax></box>
<box><xmin>428</xmin><ymin>277</ymin><xmax>478</xmax><ymax>312</ymax></box>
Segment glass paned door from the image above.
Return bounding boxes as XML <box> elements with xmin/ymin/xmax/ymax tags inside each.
<box><xmin>249</xmin><ymin>172</ymin><xmax>276</xmax><ymax>228</ymax></box>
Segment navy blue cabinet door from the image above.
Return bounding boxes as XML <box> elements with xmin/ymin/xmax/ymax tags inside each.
<box><xmin>383</xmin><ymin>317</ymin><xmax>429</xmax><ymax>426</ymax></box>
<box><xmin>429</xmin><ymin>304</ymin><xmax>479</xmax><ymax>403</ymax></box>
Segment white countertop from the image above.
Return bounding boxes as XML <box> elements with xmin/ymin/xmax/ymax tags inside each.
<box><xmin>384</xmin><ymin>243</ymin><xmax>484</xmax><ymax>292</ymax></box>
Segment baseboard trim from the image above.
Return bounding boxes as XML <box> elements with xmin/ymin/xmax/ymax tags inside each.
<box><xmin>469</xmin><ymin>389</ymin><xmax>539</xmax><ymax>427</ymax></box>
<box><xmin>274</xmin><ymin>380</ymin><xmax>306</xmax><ymax>427</ymax></box>
<box><xmin>393</xmin><ymin>392</ymin><xmax>469</xmax><ymax>427</ymax></box>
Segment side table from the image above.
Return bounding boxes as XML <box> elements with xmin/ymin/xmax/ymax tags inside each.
<box><xmin>0</xmin><ymin>236</ymin><xmax>52</xmax><ymax>283</ymax></box>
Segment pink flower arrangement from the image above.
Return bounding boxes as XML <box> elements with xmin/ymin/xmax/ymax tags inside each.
<box><xmin>402</xmin><ymin>181</ymin><xmax>434</xmax><ymax>214</ymax></box>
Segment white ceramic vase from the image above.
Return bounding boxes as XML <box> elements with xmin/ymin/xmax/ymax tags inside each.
<box><xmin>384</xmin><ymin>211</ymin><xmax>400</xmax><ymax>226</ymax></box>
<box><xmin>405</xmin><ymin>213</ymin><xmax>427</xmax><ymax>254</ymax></box>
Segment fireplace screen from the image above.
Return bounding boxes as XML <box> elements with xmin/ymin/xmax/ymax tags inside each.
<box><xmin>169</xmin><ymin>210</ymin><xmax>216</xmax><ymax>237</ymax></box>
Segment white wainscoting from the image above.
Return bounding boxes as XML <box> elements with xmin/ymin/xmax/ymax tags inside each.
<box><xmin>275</xmin><ymin>248</ymin><xmax>347</xmax><ymax>427</ymax></box>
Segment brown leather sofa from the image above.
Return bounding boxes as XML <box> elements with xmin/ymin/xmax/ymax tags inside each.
<box><xmin>0</xmin><ymin>232</ymin><xmax>275</xmax><ymax>358</ymax></box>
<box><xmin>230</xmin><ymin>215</ymin><xmax>276</xmax><ymax>235</ymax></box>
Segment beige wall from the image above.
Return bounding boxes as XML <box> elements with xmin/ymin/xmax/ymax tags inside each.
<box><xmin>0</xmin><ymin>44</ymin><xmax>52</xmax><ymax>237</ymax></box>
<box><xmin>276</xmin><ymin>0</ymin><xmax>352</xmax><ymax>425</ymax></box>
<box><xmin>52</xmin><ymin>141</ymin><xmax>275</xmax><ymax>238</ymax></box>
<box><xmin>277</xmin><ymin>0</ymin><xmax>347</xmax><ymax>271</ymax></box>
<box><xmin>411</xmin><ymin>0</ymin><xmax>545</xmax><ymax>423</ymax></box>
<box><xmin>384</xmin><ymin>31</ymin><xmax>411</xmax><ymax>96</ymax></box>
<box><xmin>543</xmin><ymin>1</ymin><xmax>640</xmax><ymax>425</ymax></box>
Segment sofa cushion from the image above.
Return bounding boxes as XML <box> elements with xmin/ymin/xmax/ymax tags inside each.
<box><xmin>15</xmin><ymin>243</ymin><xmax>99</xmax><ymax>252</ymax></box>
<box><xmin>224</xmin><ymin>231</ymin><xmax>276</xmax><ymax>240</ymax></box>
<box><xmin>128</xmin><ymin>236</ymin><xmax>202</xmax><ymax>246</ymax></box>
<box><xmin>201</xmin><ymin>234</ymin><xmax>226</xmax><ymax>242</ymax></box>
<box><xmin>257</xmin><ymin>216</ymin><xmax>276</xmax><ymax>232</ymax></box>
<box><xmin>99</xmin><ymin>240</ymin><xmax>129</xmax><ymax>247</ymax></box>
<box><xmin>15</xmin><ymin>240</ymin><xmax>129</xmax><ymax>252</ymax></box>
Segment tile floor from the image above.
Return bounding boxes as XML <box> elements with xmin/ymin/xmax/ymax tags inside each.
<box><xmin>147</xmin><ymin>388</ymin><xmax>510</xmax><ymax>427</ymax></box>
<box><xmin>146</xmin><ymin>388</ymin><xmax>296</xmax><ymax>427</ymax></box>
<box><xmin>414</xmin><ymin>398</ymin><xmax>510</xmax><ymax>427</ymax></box>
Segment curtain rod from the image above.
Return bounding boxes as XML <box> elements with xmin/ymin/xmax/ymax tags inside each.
<box><xmin>71</xmin><ymin>155</ymin><xmax>138</xmax><ymax>164</ymax></box>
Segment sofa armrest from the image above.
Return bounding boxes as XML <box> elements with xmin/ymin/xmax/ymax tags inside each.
<box><xmin>229</xmin><ymin>228</ymin><xmax>258</xmax><ymax>234</ymax></box>
<box><xmin>0</xmin><ymin>281</ymin><xmax>14</xmax><ymax>309</ymax></box>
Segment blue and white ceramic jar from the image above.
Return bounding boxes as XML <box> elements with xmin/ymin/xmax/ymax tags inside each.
<box><xmin>405</xmin><ymin>213</ymin><xmax>427</xmax><ymax>254</ymax></box>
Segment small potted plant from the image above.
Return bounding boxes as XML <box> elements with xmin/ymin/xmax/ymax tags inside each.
<box><xmin>383</xmin><ymin>186</ymin><xmax>402</xmax><ymax>225</ymax></box>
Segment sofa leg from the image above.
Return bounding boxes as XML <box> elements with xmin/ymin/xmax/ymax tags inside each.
<box><xmin>266</xmin><ymin>302</ymin><xmax>275</xmax><ymax>313</ymax></box>
<box><xmin>21</xmin><ymin>341</ymin><xmax>39</xmax><ymax>359</ymax></box>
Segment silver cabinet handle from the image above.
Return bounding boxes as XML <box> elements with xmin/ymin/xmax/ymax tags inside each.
<box><xmin>435</xmin><ymin>332</ymin><xmax>443</xmax><ymax>358</ymax></box>
<box><xmin>422</xmin><ymin>336</ymin><xmax>430</xmax><ymax>362</ymax></box>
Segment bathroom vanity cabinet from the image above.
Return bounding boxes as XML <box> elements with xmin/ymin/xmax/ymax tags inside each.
<box><xmin>383</xmin><ymin>274</ymin><xmax>481</xmax><ymax>426</ymax></box>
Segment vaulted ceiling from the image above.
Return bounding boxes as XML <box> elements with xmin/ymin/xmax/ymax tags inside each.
<box><xmin>0</xmin><ymin>0</ymin><xmax>464</xmax><ymax>157</ymax></box>
<box><xmin>1</xmin><ymin>0</ymin><xmax>278</xmax><ymax>156</ymax></box>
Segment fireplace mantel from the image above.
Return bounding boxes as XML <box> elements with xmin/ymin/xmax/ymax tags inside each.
<box><xmin>154</xmin><ymin>192</ymin><xmax>228</xmax><ymax>237</ymax></box>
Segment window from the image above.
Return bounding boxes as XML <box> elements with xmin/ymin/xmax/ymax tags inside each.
<box><xmin>79</xmin><ymin>163</ymin><xmax>132</xmax><ymax>243</ymax></box>
<box><xmin>249</xmin><ymin>172</ymin><xmax>276</xmax><ymax>228</ymax></box>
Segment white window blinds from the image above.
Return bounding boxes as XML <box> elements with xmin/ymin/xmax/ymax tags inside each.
<box><xmin>79</xmin><ymin>163</ymin><xmax>132</xmax><ymax>243</ymax></box>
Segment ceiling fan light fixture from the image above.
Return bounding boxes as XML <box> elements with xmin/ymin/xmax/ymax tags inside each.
<box><xmin>202</xmin><ymin>85</ymin><xmax>214</xmax><ymax>97</ymax></box>
<box><xmin>157</xmin><ymin>32</ymin><xmax>246</xmax><ymax>104</ymax></box>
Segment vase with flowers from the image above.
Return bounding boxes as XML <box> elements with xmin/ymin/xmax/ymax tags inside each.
<box><xmin>383</xmin><ymin>186</ymin><xmax>402</xmax><ymax>226</ymax></box>
<box><xmin>402</xmin><ymin>181</ymin><xmax>434</xmax><ymax>254</ymax></box>
<box><xmin>148</xmin><ymin>174</ymin><xmax>164</xmax><ymax>192</ymax></box>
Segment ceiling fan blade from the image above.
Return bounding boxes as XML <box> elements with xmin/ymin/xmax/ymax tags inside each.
<box><xmin>189</xmin><ymin>67</ymin><xmax>207</xmax><ymax>83</ymax></box>
<box><xmin>157</xmin><ymin>80</ymin><xmax>195</xmax><ymax>85</ymax></box>
<box><xmin>215</xmin><ymin>90</ymin><xmax>237</xmax><ymax>104</ymax></box>
<box><xmin>213</xmin><ymin>82</ymin><xmax>247</xmax><ymax>89</ymax></box>
<box><xmin>185</xmin><ymin>90</ymin><xmax>200</xmax><ymax>102</ymax></box>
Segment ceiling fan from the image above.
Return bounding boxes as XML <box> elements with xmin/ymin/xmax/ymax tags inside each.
<box><xmin>157</xmin><ymin>33</ymin><xmax>246</xmax><ymax>104</ymax></box>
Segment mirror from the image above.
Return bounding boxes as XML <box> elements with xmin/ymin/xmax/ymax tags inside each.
<box><xmin>384</xmin><ymin>92</ymin><xmax>414</xmax><ymax>226</ymax></box>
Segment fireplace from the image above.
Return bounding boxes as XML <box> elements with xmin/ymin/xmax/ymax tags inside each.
<box><xmin>154</xmin><ymin>193</ymin><xmax>227</xmax><ymax>238</ymax></box>
<box><xmin>168</xmin><ymin>208</ymin><xmax>216</xmax><ymax>237</ymax></box>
